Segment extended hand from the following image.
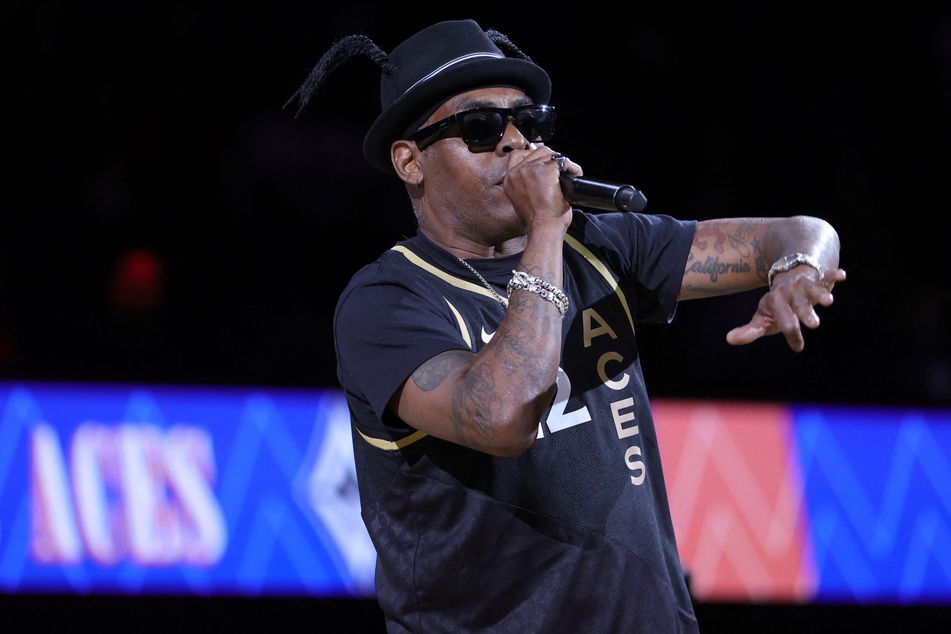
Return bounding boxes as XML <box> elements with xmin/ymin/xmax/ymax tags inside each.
<box><xmin>726</xmin><ymin>266</ymin><xmax>847</xmax><ymax>352</ymax></box>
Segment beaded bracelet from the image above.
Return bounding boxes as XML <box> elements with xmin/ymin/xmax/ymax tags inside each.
<box><xmin>506</xmin><ymin>271</ymin><xmax>570</xmax><ymax>318</ymax></box>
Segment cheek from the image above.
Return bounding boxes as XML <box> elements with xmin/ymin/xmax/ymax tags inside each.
<box><xmin>428</xmin><ymin>147</ymin><xmax>490</xmax><ymax>193</ymax></box>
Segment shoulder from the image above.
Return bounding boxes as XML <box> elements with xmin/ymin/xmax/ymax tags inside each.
<box><xmin>336</xmin><ymin>241</ymin><xmax>436</xmax><ymax>307</ymax></box>
<box><xmin>333</xmin><ymin>242</ymin><xmax>461</xmax><ymax>339</ymax></box>
<box><xmin>565</xmin><ymin>210</ymin><xmax>696</xmax><ymax>278</ymax></box>
<box><xmin>568</xmin><ymin>209</ymin><xmax>697</xmax><ymax>248</ymax></box>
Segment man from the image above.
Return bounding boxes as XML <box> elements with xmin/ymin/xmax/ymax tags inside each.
<box><xmin>291</xmin><ymin>19</ymin><xmax>844</xmax><ymax>633</ymax></box>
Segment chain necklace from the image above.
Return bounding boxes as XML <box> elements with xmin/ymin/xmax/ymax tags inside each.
<box><xmin>456</xmin><ymin>257</ymin><xmax>509</xmax><ymax>308</ymax></box>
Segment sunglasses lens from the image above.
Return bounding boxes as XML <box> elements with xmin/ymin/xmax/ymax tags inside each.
<box><xmin>515</xmin><ymin>107</ymin><xmax>554</xmax><ymax>143</ymax></box>
<box><xmin>459</xmin><ymin>111</ymin><xmax>506</xmax><ymax>147</ymax></box>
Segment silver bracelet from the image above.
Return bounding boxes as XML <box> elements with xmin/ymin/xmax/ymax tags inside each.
<box><xmin>506</xmin><ymin>271</ymin><xmax>570</xmax><ymax>317</ymax></box>
<box><xmin>768</xmin><ymin>253</ymin><xmax>823</xmax><ymax>289</ymax></box>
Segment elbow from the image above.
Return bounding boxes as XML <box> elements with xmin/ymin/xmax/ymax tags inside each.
<box><xmin>483</xmin><ymin>396</ymin><xmax>552</xmax><ymax>457</ymax></box>
<box><xmin>806</xmin><ymin>215</ymin><xmax>839</xmax><ymax>241</ymax></box>
<box><xmin>459</xmin><ymin>399</ymin><xmax>543</xmax><ymax>457</ymax></box>
<box><xmin>489</xmin><ymin>424</ymin><xmax>538</xmax><ymax>457</ymax></box>
<box><xmin>795</xmin><ymin>215</ymin><xmax>839</xmax><ymax>241</ymax></box>
<box><xmin>799</xmin><ymin>215</ymin><xmax>841</xmax><ymax>267</ymax></box>
<box><xmin>453</xmin><ymin>399</ymin><xmax>541</xmax><ymax>457</ymax></box>
<box><xmin>765</xmin><ymin>215</ymin><xmax>841</xmax><ymax>267</ymax></box>
<box><xmin>457</xmin><ymin>371</ymin><xmax>555</xmax><ymax>457</ymax></box>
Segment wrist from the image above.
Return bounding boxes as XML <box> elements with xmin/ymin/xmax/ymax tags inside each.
<box><xmin>768</xmin><ymin>252</ymin><xmax>823</xmax><ymax>289</ymax></box>
<box><xmin>525</xmin><ymin>216</ymin><xmax>570</xmax><ymax>241</ymax></box>
<box><xmin>507</xmin><ymin>270</ymin><xmax>570</xmax><ymax>318</ymax></box>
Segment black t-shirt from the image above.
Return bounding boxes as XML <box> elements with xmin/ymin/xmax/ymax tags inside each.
<box><xmin>335</xmin><ymin>210</ymin><xmax>699</xmax><ymax>633</ymax></box>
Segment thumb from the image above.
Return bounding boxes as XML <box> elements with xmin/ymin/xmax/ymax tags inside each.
<box><xmin>726</xmin><ymin>323</ymin><xmax>767</xmax><ymax>346</ymax></box>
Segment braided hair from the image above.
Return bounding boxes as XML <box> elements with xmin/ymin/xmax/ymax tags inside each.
<box><xmin>485</xmin><ymin>29</ymin><xmax>536</xmax><ymax>64</ymax></box>
<box><xmin>285</xmin><ymin>35</ymin><xmax>395</xmax><ymax>118</ymax></box>
<box><xmin>286</xmin><ymin>28</ymin><xmax>536</xmax><ymax>118</ymax></box>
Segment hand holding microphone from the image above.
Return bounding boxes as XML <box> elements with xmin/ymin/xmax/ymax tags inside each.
<box><xmin>550</xmin><ymin>154</ymin><xmax>649</xmax><ymax>213</ymax></box>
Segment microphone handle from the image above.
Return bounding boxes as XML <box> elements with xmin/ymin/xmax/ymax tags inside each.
<box><xmin>560</xmin><ymin>174</ymin><xmax>648</xmax><ymax>212</ymax></box>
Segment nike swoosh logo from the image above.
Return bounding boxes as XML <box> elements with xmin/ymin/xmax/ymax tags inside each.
<box><xmin>481</xmin><ymin>327</ymin><xmax>496</xmax><ymax>344</ymax></box>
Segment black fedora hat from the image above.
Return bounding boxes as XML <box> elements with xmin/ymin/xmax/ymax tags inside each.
<box><xmin>363</xmin><ymin>20</ymin><xmax>551</xmax><ymax>174</ymax></box>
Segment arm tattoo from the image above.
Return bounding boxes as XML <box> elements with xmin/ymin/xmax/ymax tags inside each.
<box><xmin>686</xmin><ymin>221</ymin><xmax>767</xmax><ymax>284</ymax></box>
<box><xmin>491</xmin><ymin>293</ymin><xmax>551</xmax><ymax>383</ymax></box>
<box><xmin>410</xmin><ymin>350</ymin><xmax>471</xmax><ymax>392</ymax></box>
<box><xmin>684</xmin><ymin>255</ymin><xmax>751</xmax><ymax>283</ymax></box>
<box><xmin>448</xmin><ymin>292</ymin><xmax>557</xmax><ymax>447</ymax></box>
<box><xmin>451</xmin><ymin>362</ymin><xmax>503</xmax><ymax>446</ymax></box>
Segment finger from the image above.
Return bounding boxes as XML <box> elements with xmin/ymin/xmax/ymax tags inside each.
<box><xmin>808</xmin><ymin>282</ymin><xmax>835</xmax><ymax>308</ymax></box>
<box><xmin>824</xmin><ymin>268</ymin><xmax>847</xmax><ymax>282</ymax></box>
<box><xmin>505</xmin><ymin>147</ymin><xmax>558</xmax><ymax>174</ymax></box>
<box><xmin>791</xmin><ymin>290</ymin><xmax>822</xmax><ymax>330</ymax></box>
<box><xmin>545</xmin><ymin>150</ymin><xmax>583</xmax><ymax>177</ymax></box>
<box><xmin>786</xmin><ymin>330</ymin><xmax>805</xmax><ymax>353</ymax></box>
<box><xmin>726</xmin><ymin>323</ymin><xmax>769</xmax><ymax>346</ymax></box>
<box><xmin>791</xmin><ymin>269</ymin><xmax>837</xmax><ymax>307</ymax></box>
<box><xmin>820</xmin><ymin>268</ymin><xmax>847</xmax><ymax>291</ymax></box>
<box><xmin>505</xmin><ymin>149</ymin><xmax>534</xmax><ymax>170</ymax></box>
<box><xmin>560</xmin><ymin>155</ymin><xmax>583</xmax><ymax>177</ymax></box>
<box><xmin>772</xmin><ymin>270</ymin><xmax>827</xmax><ymax>334</ymax></box>
<box><xmin>509</xmin><ymin>149</ymin><xmax>561</xmax><ymax>174</ymax></box>
<box><xmin>770</xmin><ymin>295</ymin><xmax>807</xmax><ymax>351</ymax></box>
<box><xmin>775</xmin><ymin>313</ymin><xmax>806</xmax><ymax>351</ymax></box>
<box><xmin>796</xmin><ymin>273</ymin><xmax>839</xmax><ymax>318</ymax></box>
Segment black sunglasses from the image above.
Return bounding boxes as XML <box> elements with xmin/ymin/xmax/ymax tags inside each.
<box><xmin>411</xmin><ymin>104</ymin><xmax>556</xmax><ymax>151</ymax></box>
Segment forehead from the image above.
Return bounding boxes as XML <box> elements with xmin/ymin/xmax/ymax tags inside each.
<box><xmin>431</xmin><ymin>87</ymin><xmax>533</xmax><ymax>121</ymax></box>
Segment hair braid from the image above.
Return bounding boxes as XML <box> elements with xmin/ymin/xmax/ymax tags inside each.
<box><xmin>485</xmin><ymin>29</ymin><xmax>535</xmax><ymax>64</ymax></box>
<box><xmin>285</xmin><ymin>35</ymin><xmax>396</xmax><ymax>117</ymax></box>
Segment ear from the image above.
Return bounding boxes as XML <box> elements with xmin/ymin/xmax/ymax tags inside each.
<box><xmin>391</xmin><ymin>140</ymin><xmax>422</xmax><ymax>187</ymax></box>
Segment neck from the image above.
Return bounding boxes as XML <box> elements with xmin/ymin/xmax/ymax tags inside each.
<box><xmin>418</xmin><ymin>223</ymin><xmax>527</xmax><ymax>259</ymax></box>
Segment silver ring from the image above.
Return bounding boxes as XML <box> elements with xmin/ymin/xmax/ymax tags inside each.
<box><xmin>551</xmin><ymin>153</ymin><xmax>566</xmax><ymax>172</ymax></box>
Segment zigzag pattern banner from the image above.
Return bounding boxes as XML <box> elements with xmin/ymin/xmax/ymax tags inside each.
<box><xmin>0</xmin><ymin>382</ymin><xmax>374</xmax><ymax>597</ymax></box>
<box><xmin>795</xmin><ymin>406</ymin><xmax>951</xmax><ymax>603</ymax></box>
<box><xmin>653</xmin><ymin>399</ymin><xmax>951</xmax><ymax>604</ymax></box>
<box><xmin>1</xmin><ymin>382</ymin><xmax>949</xmax><ymax>603</ymax></box>
<box><xmin>653</xmin><ymin>401</ymin><xmax>816</xmax><ymax>602</ymax></box>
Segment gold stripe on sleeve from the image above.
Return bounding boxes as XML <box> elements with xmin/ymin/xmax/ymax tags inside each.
<box><xmin>356</xmin><ymin>427</ymin><xmax>428</xmax><ymax>451</ymax></box>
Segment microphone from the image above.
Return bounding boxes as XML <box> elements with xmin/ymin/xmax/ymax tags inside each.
<box><xmin>560</xmin><ymin>174</ymin><xmax>648</xmax><ymax>212</ymax></box>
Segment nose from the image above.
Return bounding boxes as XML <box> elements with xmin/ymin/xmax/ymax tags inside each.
<box><xmin>498</xmin><ymin>118</ymin><xmax>531</xmax><ymax>153</ymax></box>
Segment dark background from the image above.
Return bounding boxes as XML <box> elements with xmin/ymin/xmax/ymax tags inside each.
<box><xmin>3</xmin><ymin>1</ymin><xmax>951</xmax><ymax>631</ymax></box>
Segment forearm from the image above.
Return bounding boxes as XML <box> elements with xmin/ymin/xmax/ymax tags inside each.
<box><xmin>455</xmin><ymin>221</ymin><xmax>566</xmax><ymax>454</ymax></box>
<box><xmin>680</xmin><ymin>215</ymin><xmax>841</xmax><ymax>300</ymax></box>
